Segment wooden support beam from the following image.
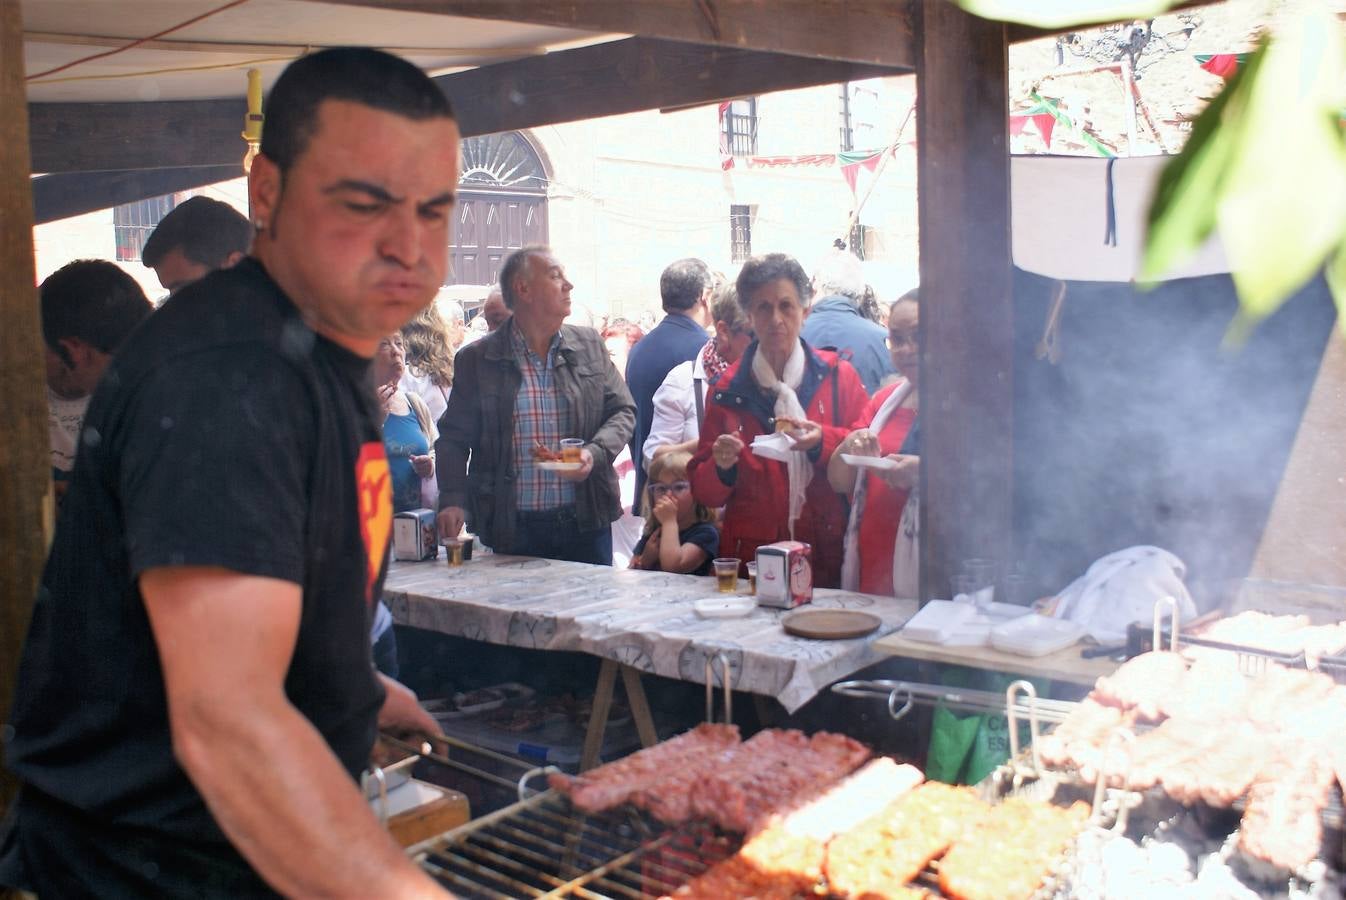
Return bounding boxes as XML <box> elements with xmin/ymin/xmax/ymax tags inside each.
<box><xmin>29</xmin><ymin>37</ymin><xmax>901</xmax><ymax>175</ymax></box>
<box><xmin>33</xmin><ymin>165</ymin><xmax>242</xmax><ymax>225</ymax></box>
<box><xmin>444</xmin><ymin>36</ymin><xmax>899</xmax><ymax>140</ymax></box>
<box><xmin>29</xmin><ymin>97</ymin><xmax>243</xmax><ymax>175</ymax></box>
<box><xmin>0</xmin><ymin>0</ymin><xmax>49</xmax><ymax>816</ymax></box>
<box><xmin>915</xmin><ymin>2</ymin><xmax>1014</xmax><ymax>604</ymax></box>
<box><xmin>315</xmin><ymin>0</ymin><xmax>916</xmax><ymax>68</ymax></box>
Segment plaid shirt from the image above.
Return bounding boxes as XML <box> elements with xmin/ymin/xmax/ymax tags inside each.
<box><xmin>510</xmin><ymin>321</ymin><xmax>575</xmax><ymax>510</ymax></box>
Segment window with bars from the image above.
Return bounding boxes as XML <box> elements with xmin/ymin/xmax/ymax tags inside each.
<box><xmin>113</xmin><ymin>195</ymin><xmax>177</xmax><ymax>262</ymax></box>
<box><xmin>723</xmin><ymin>98</ymin><xmax>758</xmax><ymax>156</ymax></box>
<box><xmin>730</xmin><ymin>205</ymin><xmax>752</xmax><ymax>263</ymax></box>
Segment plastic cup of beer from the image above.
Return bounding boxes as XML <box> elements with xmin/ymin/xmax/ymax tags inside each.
<box><xmin>559</xmin><ymin>438</ymin><xmax>584</xmax><ymax>463</ymax></box>
<box><xmin>713</xmin><ymin>558</ymin><xmax>740</xmax><ymax>593</ymax></box>
<box><xmin>745</xmin><ymin>561</ymin><xmax>758</xmax><ymax>596</ymax></box>
<box><xmin>443</xmin><ymin>538</ymin><xmax>464</xmax><ymax>567</ymax></box>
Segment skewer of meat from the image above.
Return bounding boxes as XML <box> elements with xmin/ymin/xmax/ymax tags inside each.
<box><xmin>824</xmin><ymin>782</ymin><xmax>987</xmax><ymax>898</ymax></box>
<box><xmin>687</xmin><ymin>729</ymin><xmax>871</xmax><ymax>834</ymax></box>
<box><xmin>549</xmin><ymin>723</ymin><xmax>740</xmax><ymax>814</ymax></box>
<box><xmin>937</xmin><ymin>798</ymin><xmax>1089</xmax><ymax>900</ymax></box>
<box><xmin>1091</xmin><ymin>651</ymin><xmax>1188</xmax><ymax>721</ymax></box>
<box><xmin>1239</xmin><ymin>742</ymin><xmax>1333</xmax><ymax>873</ymax></box>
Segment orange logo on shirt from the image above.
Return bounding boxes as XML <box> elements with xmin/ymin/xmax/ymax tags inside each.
<box><xmin>355</xmin><ymin>442</ymin><xmax>393</xmax><ymax>605</ymax></box>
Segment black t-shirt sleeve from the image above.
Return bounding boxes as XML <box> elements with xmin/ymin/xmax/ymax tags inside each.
<box><xmin>683</xmin><ymin>522</ymin><xmax>720</xmax><ymax>561</ymax></box>
<box><xmin>119</xmin><ymin>347</ymin><xmax>316</xmax><ymax>584</ymax></box>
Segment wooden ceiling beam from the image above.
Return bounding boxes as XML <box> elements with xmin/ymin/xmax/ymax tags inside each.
<box><xmin>32</xmin><ymin>165</ymin><xmax>242</xmax><ymax>225</ymax></box>
<box><xmin>29</xmin><ymin>36</ymin><xmax>903</xmax><ymax>174</ymax></box>
<box><xmin>445</xmin><ymin>36</ymin><xmax>901</xmax><ymax>140</ymax></box>
<box><xmin>313</xmin><ymin>0</ymin><xmax>916</xmax><ymax>68</ymax></box>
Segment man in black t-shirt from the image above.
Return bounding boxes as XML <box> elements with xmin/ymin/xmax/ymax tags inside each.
<box><xmin>3</xmin><ymin>49</ymin><xmax>460</xmax><ymax>898</ymax></box>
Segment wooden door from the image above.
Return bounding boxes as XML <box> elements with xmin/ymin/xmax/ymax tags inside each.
<box><xmin>449</xmin><ymin>191</ymin><xmax>548</xmax><ymax>286</ymax></box>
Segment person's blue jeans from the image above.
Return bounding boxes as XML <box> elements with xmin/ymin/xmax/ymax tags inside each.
<box><xmin>507</xmin><ymin>507</ymin><xmax>613</xmax><ymax>565</ymax></box>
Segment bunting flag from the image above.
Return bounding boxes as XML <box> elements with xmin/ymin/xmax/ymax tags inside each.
<box><xmin>1015</xmin><ymin>92</ymin><xmax>1115</xmax><ymax>158</ymax></box>
<box><xmin>840</xmin><ymin>151</ymin><xmax>882</xmax><ymax>196</ymax></box>
<box><xmin>1010</xmin><ymin>111</ymin><xmax>1057</xmax><ymax>149</ymax></box>
<box><xmin>1195</xmin><ymin>53</ymin><xmax>1247</xmax><ymax>80</ymax></box>
<box><xmin>745</xmin><ymin>153</ymin><xmax>838</xmax><ymax>168</ymax></box>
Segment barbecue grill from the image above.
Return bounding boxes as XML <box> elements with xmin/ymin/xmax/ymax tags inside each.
<box><xmin>409</xmin><ymin>789</ymin><xmax>739</xmax><ymax>898</ymax></box>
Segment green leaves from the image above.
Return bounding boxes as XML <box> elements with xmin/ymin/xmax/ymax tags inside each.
<box><xmin>954</xmin><ymin>0</ymin><xmax>1178</xmax><ymax>29</ymax></box>
<box><xmin>1139</xmin><ymin>42</ymin><xmax>1261</xmax><ymax>289</ymax></box>
<box><xmin>1143</xmin><ymin>4</ymin><xmax>1346</xmax><ymax>329</ymax></box>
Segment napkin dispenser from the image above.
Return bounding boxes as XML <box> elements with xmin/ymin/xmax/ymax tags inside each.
<box><xmin>393</xmin><ymin>509</ymin><xmax>438</xmax><ymax>561</ymax></box>
<box><xmin>756</xmin><ymin>541</ymin><xmax>812</xmax><ymax>608</ymax></box>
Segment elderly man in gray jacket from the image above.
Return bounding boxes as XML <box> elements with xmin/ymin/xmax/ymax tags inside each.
<box><xmin>436</xmin><ymin>246</ymin><xmax>635</xmax><ymax>564</ymax></box>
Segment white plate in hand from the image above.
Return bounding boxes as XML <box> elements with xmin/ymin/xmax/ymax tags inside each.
<box><xmin>840</xmin><ymin>453</ymin><xmax>899</xmax><ymax>471</ymax></box>
<box><xmin>536</xmin><ymin>461</ymin><xmax>583</xmax><ymax>471</ymax></box>
<box><xmin>749</xmin><ymin>432</ymin><xmax>797</xmax><ymax>463</ymax></box>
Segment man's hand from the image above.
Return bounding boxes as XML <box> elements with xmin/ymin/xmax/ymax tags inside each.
<box><xmin>377</xmin><ymin>674</ymin><xmax>439</xmax><ymax>741</ymax></box>
<box><xmin>410</xmin><ymin>453</ymin><xmax>434</xmax><ymax>479</ymax></box>
<box><xmin>554</xmin><ymin>447</ymin><xmax>594</xmax><ymax>482</ymax></box>
<box><xmin>437</xmin><ymin>506</ymin><xmax>465</xmax><ymax>543</ymax></box>
<box><xmin>712</xmin><ymin>433</ymin><xmax>744</xmax><ymax>470</ymax></box>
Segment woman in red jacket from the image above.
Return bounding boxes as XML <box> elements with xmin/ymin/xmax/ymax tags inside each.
<box><xmin>688</xmin><ymin>253</ymin><xmax>868</xmax><ymax>588</ymax></box>
<box><xmin>828</xmin><ymin>289</ymin><xmax>920</xmax><ymax>597</ymax></box>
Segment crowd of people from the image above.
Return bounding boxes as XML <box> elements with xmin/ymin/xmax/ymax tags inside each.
<box><xmin>12</xmin><ymin>44</ymin><xmax>924</xmax><ymax>898</ymax></box>
<box><xmin>411</xmin><ymin>245</ymin><xmax>921</xmax><ymax>593</ymax></box>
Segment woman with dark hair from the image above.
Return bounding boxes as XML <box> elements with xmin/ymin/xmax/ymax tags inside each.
<box><xmin>828</xmin><ymin>289</ymin><xmax>921</xmax><ymax>597</ymax></box>
<box><xmin>687</xmin><ymin>253</ymin><xmax>868</xmax><ymax>588</ymax></box>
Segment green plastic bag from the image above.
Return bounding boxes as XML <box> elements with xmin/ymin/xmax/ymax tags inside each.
<box><xmin>925</xmin><ymin>666</ymin><xmax>1048</xmax><ymax>785</ymax></box>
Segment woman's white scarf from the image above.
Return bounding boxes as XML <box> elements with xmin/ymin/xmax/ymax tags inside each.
<box><xmin>840</xmin><ymin>380</ymin><xmax>913</xmax><ymax>592</ymax></box>
<box><xmin>751</xmin><ymin>340</ymin><xmax>810</xmax><ymax>539</ymax></box>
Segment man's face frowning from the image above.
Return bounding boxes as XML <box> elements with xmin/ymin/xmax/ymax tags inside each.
<box><xmin>249</xmin><ymin>100</ymin><xmax>461</xmax><ymax>357</ymax></box>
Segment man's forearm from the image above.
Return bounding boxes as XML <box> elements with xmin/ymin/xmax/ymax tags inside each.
<box><xmin>174</xmin><ymin>691</ymin><xmax>447</xmax><ymax>898</ymax></box>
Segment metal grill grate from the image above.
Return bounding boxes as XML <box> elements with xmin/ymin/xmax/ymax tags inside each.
<box><xmin>412</xmin><ymin>791</ymin><xmax>739</xmax><ymax>899</ymax></box>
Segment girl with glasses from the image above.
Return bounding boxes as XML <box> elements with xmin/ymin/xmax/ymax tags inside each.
<box><xmin>630</xmin><ymin>451</ymin><xmax>719</xmax><ymax>575</ymax></box>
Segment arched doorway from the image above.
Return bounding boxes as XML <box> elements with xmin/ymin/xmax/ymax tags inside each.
<box><xmin>448</xmin><ymin>132</ymin><xmax>549</xmax><ymax>286</ymax></box>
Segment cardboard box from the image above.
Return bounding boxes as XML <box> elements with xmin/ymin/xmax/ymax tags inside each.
<box><xmin>393</xmin><ymin>509</ymin><xmax>438</xmax><ymax>561</ymax></box>
<box><xmin>755</xmin><ymin>541</ymin><xmax>813</xmax><ymax>608</ymax></box>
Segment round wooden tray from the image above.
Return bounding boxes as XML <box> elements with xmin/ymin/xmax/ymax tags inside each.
<box><xmin>782</xmin><ymin>608</ymin><xmax>882</xmax><ymax>640</ymax></box>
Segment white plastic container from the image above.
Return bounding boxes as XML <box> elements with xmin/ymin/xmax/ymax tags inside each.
<box><xmin>900</xmin><ymin>600</ymin><xmax>979</xmax><ymax>644</ymax></box>
<box><xmin>989</xmin><ymin>614</ymin><xmax>1086</xmax><ymax>657</ymax></box>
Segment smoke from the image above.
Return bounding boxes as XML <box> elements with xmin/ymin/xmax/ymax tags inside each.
<box><xmin>1011</xmin><ymin>267</ymin><xmax>1336</xmax><ymax>610</ymax></box>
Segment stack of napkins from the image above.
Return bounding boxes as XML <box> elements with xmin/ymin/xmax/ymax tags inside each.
<box><xmin>901</xmin><ymin>598</ymin><xmax>1030</xmax><ymax>646</ymax></box>
<box><xmin>749</xmin><ymin>431</ymin><xmax>797</xmax><ymax>463</ymax></box>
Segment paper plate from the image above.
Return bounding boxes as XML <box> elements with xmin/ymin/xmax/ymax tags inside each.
<box><xmin>536</xmin><ymin>461</ymin><xmax>583</xmax><ymax>471</ymax></box>
<box><xmin>840</xmin><ymin>453</ymin><xmax>899</xmax><ymax>471</ymax></box>
<box><xmin>694</xmin><ymin>596</ymin><xmax>757</xmax><ymax>619</ymax></box>
<box><xmin>782</xmin><ymin>608</ymin><xmax>882</xmax><ymax>640</ymax></box>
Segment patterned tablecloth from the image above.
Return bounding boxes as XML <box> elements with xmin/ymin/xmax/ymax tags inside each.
<box><xmin>383</xmin><ymin>555</ymin><xmax>917</xmax><ymax>713</ymax></box>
